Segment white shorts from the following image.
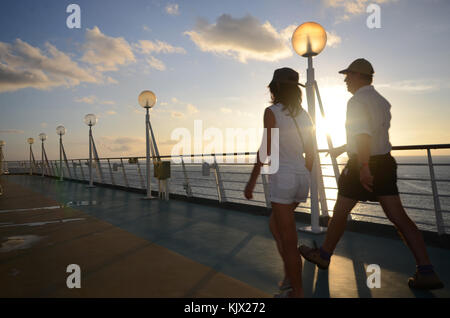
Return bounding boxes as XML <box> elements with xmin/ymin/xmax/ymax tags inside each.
<box><xmin>269</xmin><ymin>171</ymin><xmax>310</xmax><ymax>204</ymax></box>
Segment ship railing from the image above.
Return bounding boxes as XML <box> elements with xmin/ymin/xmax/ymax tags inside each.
<box><xmin>3</xmin><ymin>144</ymin><xmax>449</xmax><ymax>235</ymax></box>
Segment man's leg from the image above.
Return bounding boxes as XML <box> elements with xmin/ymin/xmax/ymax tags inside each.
<box><xmin>378</xmin><ymin>195</ymin><xmax>444</xmax><ymax>289</ymax></box>
<box><xmin>378</xmin><ymin>195</ymin><xmax>430</xmax><ymax>265</ymax></box>
<box><xmin>299</xmin><ymin>195</ymin><xmax>357</xmax><ymax>269</ymax></box>
<box><xmin>322</xmin><ymin>195</ymin><xmax>358</xmax><ymax>254</ymax></box>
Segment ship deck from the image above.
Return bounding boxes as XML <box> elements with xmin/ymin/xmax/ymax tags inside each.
<box><xmin>1</xmin><ymin>174</ymin><xmax>449</xmax><ymax>298</ymax></box>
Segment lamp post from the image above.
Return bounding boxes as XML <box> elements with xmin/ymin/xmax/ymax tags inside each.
<box><xmin>84</xmin><ymin>114</ymin><xmax>97</xmax><ymax>187</ymax></box>
<box><xmin>27</xmin><ymin>138</ymin><xmax>34</xmax><ymax>176</ymax></box>
<box><xmin>0</xmin><ymin>140</ymin><xmax>5</xmax><ymax>175</ymax></box>
<box><xmin>138</xmin><ymin>90</ymin><xmax>158</xmax><ymax>199</ymax></box>
<box><xmin>39</xmin><ymin>133</ymin><xmax>47</xmax><ymax>177</ymax></box>
<box><xmin>292</xmin><ymin>22</ymin><xmax>330</xmax><ymax>233</ymax></box>
<box><xmin>56</xmin><ymin>126</ymin><xmax>66</xmax><ymax>181</ymax></box>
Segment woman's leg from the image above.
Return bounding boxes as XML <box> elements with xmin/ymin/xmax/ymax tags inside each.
<box><xmin>270</xmin><ymin>202</ymin><xmax>302</xmax><ymax>287</ymax></box>
<box><xmin>269</xmin><ymin>212</ymin><xmax>288</xmax><ymax>284</ymax></box>
<box><xmin>271</xmin><ymin>201</ymin><xmax>303</xmax><ymax>297</ymax></box>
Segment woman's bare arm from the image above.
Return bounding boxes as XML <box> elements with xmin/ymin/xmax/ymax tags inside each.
<box><xmin>244</xmin><ymin>108</ymin><xmax>275</xmax><ymax>199</ymax></box>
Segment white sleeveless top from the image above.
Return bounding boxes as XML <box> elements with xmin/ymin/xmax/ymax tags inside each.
<box><xmin>267</xmin><ymin>103</ymin><xmax>314</xmax><ymax>174</ymax></box>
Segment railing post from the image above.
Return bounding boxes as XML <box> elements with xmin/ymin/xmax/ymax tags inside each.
<box><xmin>107</xmin><ymin>159</ymin><xmax>116</xmax><ymax>186</ymax></box>
<box><xmin>43</xmin><ymin>147</ymin><xmax>51</xmax><ymax>176</ymax></box>
<box><xmin>181</xmin><ymin>156</ymin><xmax>193</xmax><ymax>197</ymax></box>
<box><xmin>61</xmin><ymin>143</ymin><xmax>72</xmax><ymax>178</ymax></box>
<box><xmin>261</xmin><ymin>173</ymin><xmax>272</xmax><ymax>209</ymax></box>
<box><xmin>52</xmin><ymin>161</ymin><xmax>58</xmax><ymax>177</ymax></box>
<box><xmin>72</xmin><ymin>160</ymin><xmax>78</xmax><ymax>179</ymax></box>
<box><xmin>79</xmin><ymin>159</ymin><xmax>86</xmax><ymax>181</ymax></box>
<box><xmin>121</xmin><ymin>158</ymin><xmax>129</xmax><ymax>187</ymax></box>
<box><xmin>213</xmin><ymin>155</ymin><xmax>227</xmax><ymax>203</ymax></box>
<box><xmin>0</xmin><ymin>146</ymin><xmax>4</xmax><ymax>175</ymax></box>
<box><xmin>136</xmin><ymin>158</ymin><xmax>145</xmax><ymax>189</ymax></box>
<box><xmin>91</xmin><ymin>135</ymin><xmax>104</xmax><ymax>183</ymax></box>
<box><xmin>427</xmin><ymin>149</ymin><xmax>445</xmax><ymax>235</ymax></box>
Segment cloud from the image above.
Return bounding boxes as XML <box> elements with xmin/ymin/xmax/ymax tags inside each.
<box><xmin>105</xmin><ymin>110</ymin><xmax>117</xmax><ymax>115</ymax></box>
<box><xmin>75</xmin><ymin>96</ymin><xmax>96</xmax><ymax>104</ymax></box>
<box><xmin>134</xmin><ymin>39</ymin><xmax>186</xmax><ymax>72</ymax></box>
<box><xmin>166</xmin><ymin>4</ymin><xmax>180</xmax><ymax>16</ymax></box>
<box><xmin>0</xmin><ymin>39</ymin><xmax>99</xmax><ymax>93</ymax></box>
<box><xmin>186</xmin><ymin>103</ymin><xmax>198</xmax><ymax>114</ymax></box>
<box><xmin>101</xmin><ymin>100</ymin><xmax>115</xmax><ymax>105</ymax></box>
<box><xmin>184</xmin><ymin>14</ymin><xmax>294</xmax><ymax>63</ymax></box>
<box><xmin>236</xmin><ymin>110</ymin><xmax>256</xmax><ymax>118</ymax></box>
<box><xmin>82</xmin><ymin>26</ymin><xmax>135</xmax><ymax>72</ymax></box>
<box><xmin>220</xmin><ymin>107</ymin><xmax>232</xmax><ymax>113</ymax></box>
<box><xmin>377</xmin><ymin>80</ymin><xmax>441</xmax><ymax>93</ymax></box>
<box><xmin>159</xmin><ymin>139</ymin><xmax>179</xmax><ymax>146</ymax></box>
<box><xmin>326</xmin><ymin>31</ymin><xmax>342</xmax><ymax>48</ymax></box>
<box><xmin>146</xmin><ymin>56</ymin><xmax>166</xmax><ymax>71</ymax></box>
<box><xmin>0</xmin><ymin>26</ymin><xmax>186</xmax><ymax>93</ymax></box>
<box><xmin>135</xmin><ymin>40</ymin><xmax>186</xmax><ymax>55</ymax></box>
<box><xmin>75</xmin><ymin>95</ymin><xmax>116</xmax><ymax>105</ymax></box>
<box><xmin>106</xmin><ymin>76</ymin><xmax>118</xmax><ymax>84</ymax></box>
<box><xmin>323</xmin><ymin>0</ymin><xmax>398</xmax><ymax>22</ymax></box>
<box><xmin>40</xmin><ymin>122</ymin><xmax>48</xmax><ymax>128</ymax></box>
<box><xmin>171</xmin><ymin>111</ymin><xmax>185</xmax><ymax>118</ymax></box>
<box><xmin>142</xmin><ymin>25</ymin><xmax>151</xmax><ymax>32</ymax></box>
<box><xmin>164</xmin><ymin>97</ymin><xmax>199</xmax><ymax>116</ymax></box>
<box><xmin>99</xmin><ymin>136</ymin><xmax>144</xmax><ymax>153</ymax></box>
<box><xmin>0</xmin><ymin>129</ymin><xmax>24</xmax><ymax>134</ymax></box>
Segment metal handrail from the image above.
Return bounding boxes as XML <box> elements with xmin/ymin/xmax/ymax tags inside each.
<box><xmin>5</xmin><ymin>143</ymin><xmax>449</xmax><ymax>234</ymax></box>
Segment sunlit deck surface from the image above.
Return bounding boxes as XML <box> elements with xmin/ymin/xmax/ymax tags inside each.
<box><xmin>1</xmin><ymin>174</ymin><xmax>449</xmax><ymax>298</ymax></box>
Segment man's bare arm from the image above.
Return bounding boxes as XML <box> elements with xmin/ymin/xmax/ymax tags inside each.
<box><xmin>356</xmin><ymin>134</ymin><xmax>371</xmax><ymax>165</ymax></box>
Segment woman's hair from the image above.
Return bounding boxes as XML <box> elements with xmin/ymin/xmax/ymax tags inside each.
<box><xmin>268</xmin><ymin>81</ymin><xmax>303</xmax><ymax>117</ymax></box>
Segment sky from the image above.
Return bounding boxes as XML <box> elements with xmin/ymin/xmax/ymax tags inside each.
<box><xmin>0</xmin><ymin>0</ymin><xmax>449</xmax><ymax>161</ymax></box>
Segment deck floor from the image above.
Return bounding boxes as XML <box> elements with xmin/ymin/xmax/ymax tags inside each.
<box><xmin>1</xmin><ymin>175</ymin><xmax>449</xmax><ymax>298</ymax></box>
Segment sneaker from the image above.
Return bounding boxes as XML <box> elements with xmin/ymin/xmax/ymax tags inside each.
<box><xmin>408</xmin><ymin>271</ymin><xmax>444</xmax><ymax>290</ymax></box>
<box><xmin>298</xmin><ymin>245</ymin><xmax>330</xmax><ymax>270</ymax></box>
<box><xmin>273</xmin><ymin>290</ymin><xmax>291</xmax><ymax>298</ymax></box>
<box><xmin>278</xmin><ymin>278</ymin><xmax>292</xmax><ymax>291</ymax></box>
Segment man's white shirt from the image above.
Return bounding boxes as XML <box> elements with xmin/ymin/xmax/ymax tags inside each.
<box><xmin>345</xmin><ymin>85</ymin><xmax>392</xmax><ymax>156</ymax></box>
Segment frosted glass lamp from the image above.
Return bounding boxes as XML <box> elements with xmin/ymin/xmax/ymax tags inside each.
<box><xmin>84</xmin><ymin>114</ymin><xmax>97</xmax><ymax>126</ymax></box>
<box><xmin>39</xmin><ymin>133</ymin><xmax>47</xmax><ymax>141</ymax></box>
<box><xmin>292</xmin><ymin>22</ymin><xmax>327</xmax><ymax>57</ymax></box>
<box><xmin>56</xmin><ymin>125</ymin><xmax>66</xmax><ymax>136</ymax></box>
<box><xmin>138</xmin><ymin>90</ymin><xmax>157</xmax><ymax>108</ymax></box>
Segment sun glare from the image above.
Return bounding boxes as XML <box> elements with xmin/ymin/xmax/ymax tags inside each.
<box><xmin>313</xmin><ymin>84</ymin><xmax>350</xmax><ymax>150</ymax></box>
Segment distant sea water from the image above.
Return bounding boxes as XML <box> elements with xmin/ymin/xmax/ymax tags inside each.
<box><xmin>7</xmin><ymin>155</ymin><xmax>450</xmax><ymax>233</ymax></box>
<box><xmin>162</xmin><ymin>155</ymin><xmax>450</xmax><ymax>233</ymax></box>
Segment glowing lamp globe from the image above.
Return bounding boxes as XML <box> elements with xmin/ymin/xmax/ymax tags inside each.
<box><xmin>27</xmin><ymin>138</ymin><xmax>34</xmax><ymax>145</ymax></box>
<box><xmin>138</xmin><ymin>90</ymin><xmax>157</xmax><ymax>108</ymax></box>
<box><xmin>56</xmin><ymin>125</ymin><xmax>66</xmax><ymax>136</ymax></box>
<box><xmin>39</xmin><ymin>133</ymin><xmax>47</xmax><ymax>141</ymax></box>
<box><xmin>84</xmin><ymin>114</ymin><xmax>98</xmax><ymax>126</ymax></box>
<box><xmin>0</xmin><ymin>140</ymin><xmax>5</xmax><ymax>147</ymax></box>
<box><xmin>292</xmin><ymin>22</ymin><xmax>327</xmax><ymax>57</ymax></box>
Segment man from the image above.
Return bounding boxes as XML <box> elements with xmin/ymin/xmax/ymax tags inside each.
<box><xmin>299</xmin><ymin>58</ymin><xmax>444</xmax><ymax>290</ymax></box>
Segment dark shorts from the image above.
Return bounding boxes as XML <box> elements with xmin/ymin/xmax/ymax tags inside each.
<box><xmin>338</xmin><ymin>153</ymin><xmax>399</xmax><ymax>202</ymax></box>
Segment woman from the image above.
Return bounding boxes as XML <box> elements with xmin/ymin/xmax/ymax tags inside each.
<box><xmin>244</xmin><ymin>67</ymin><xmax>315</xmax><ymax>298</ymax></box>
